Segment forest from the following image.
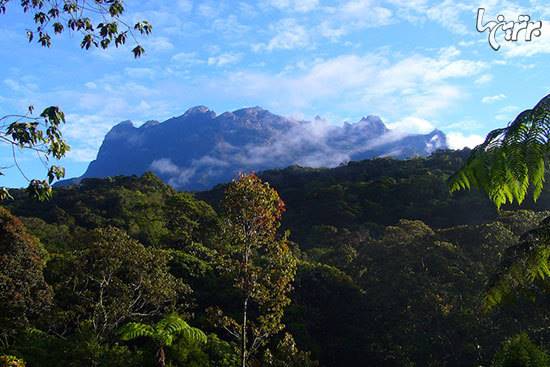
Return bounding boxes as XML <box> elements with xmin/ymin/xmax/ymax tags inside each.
<box><xmin>3</xmin><ymin>149</ymin><xmax>550</xmax><ymax>366</ymax></box>
<box><xmin>1</xmin><ymin>2</ymin><xmax>550</xmax><ymax>366</ymax></box>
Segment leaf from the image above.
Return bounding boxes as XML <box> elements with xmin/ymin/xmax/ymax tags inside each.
<box><xmin>132</xmin><ymin>45</ymin><xmax>145</xmax><ymax>58</ymax></box>
<box><xmin>119</xmin><ymin>322</ymin><xmax>154</xmax><ymax>341</ymax></box>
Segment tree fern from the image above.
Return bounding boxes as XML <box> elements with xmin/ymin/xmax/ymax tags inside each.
<box><xmin>119</xmin><ymin>313</ymin><xmax>206</xmax><ymax>367</ymax></box>
<box><xmin>449</xmin><ymin>93</ymin><xmax>550</xmax><ymax>209</ymax></box>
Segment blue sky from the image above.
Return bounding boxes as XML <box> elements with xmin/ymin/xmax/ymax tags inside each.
<box><xmin>1</xmin><ymin>0</ymin><xmax>549</xmax><ymax>188</ymax></box>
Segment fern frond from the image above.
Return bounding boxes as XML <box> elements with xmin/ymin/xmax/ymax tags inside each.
<box><xmin>119</xmin><ymin>322</ymin><xmax>154</xmax><ymax>341</ymax></box>
<box><xmin>156</xmin><ymin>314</ymin><xmax>189</xmax><ymax>333</ymax></box>
<box><xmin>119</xmin><ymin>314</ymin><xmax>207</xmax><ymax>347</ymax></box>
<box><xmin>449</xmin><ymin>93</ymin><xmax>550</xmax><ymax>209</ymax></box>
<box><xmin>155</xmin><ymin>313</ymin><xmax>207</xmax><ymax>345</ymax></box>
<box><xmin>180</xmin><ymin>325</ymin><xmax>208</xmax><ymax>344</ymax></box>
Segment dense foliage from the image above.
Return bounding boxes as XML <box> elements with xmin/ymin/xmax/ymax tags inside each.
<box><xmin>3</xmin><ymin>151</ymin><xmax>550</xmax><ymax>365</ymax></box>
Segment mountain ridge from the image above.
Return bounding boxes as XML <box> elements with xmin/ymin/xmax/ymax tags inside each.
<box><xmin>58</xmin><ymin>106</ymin><xmax>448</xmax><ymax>190</ymax></box>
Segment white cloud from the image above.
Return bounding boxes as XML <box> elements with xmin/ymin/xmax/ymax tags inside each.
<box><xmin>268</xmin><ymin>0</ymin><xmax>319</xmax><ymax>12</ymax></box>
<box><xmin>212</xmin><ymin>14</ymin><xmax>250</xmax><ymax>37</ymax></box>
<box><xmin>425</xmin><ymin>0</ymin><xmax>470</xmax><ymax>35</ymax></box>
<box><xmin>171</xmin><ymin>52</ymin><xmax>203</xmax><ymax>65</ymax></box>
<box><xmin>254</xmin><ymin>18</ymin><xmax>311</xmax><ymax>51</ymax></box>
<box><xmin>145</xmin><ymin>36</ymin><xmax>174</xmax><ymax>52</ymax></box>
<box><xmin>316</xmin><ymin>0</ymin><xmax>393</xmax><ymax>40</ymax></box>
<box><xmin>85</xmin><ymin>82</ymin><xmax>97</xmax><ymax>89</ymax></box>
<box><xmin>125</xmin><ymin>67</ymin><xmax>156</xmax><ymax>79</ymax></box>
<box><xmin>213</xmin><ymin>48</ymin><xmax>487</xmax><ymax>120</ymax></box>
<box><xmin>387</xmin><ymin>116</ymin><xmax>435</xmax><ymax>134</ymax></box>
<box><xmin>447</xmin><ymin>132</ymin><xmax>485</xmax><ymax>149</ymax></box>
<box><xmin>177</xmin><ymin>0</ymin><xmax>193</xmax><ymax>12</ymax></box>
<box><xmin>482</xmin><ymin>94</ymin><xmax>506</xmax><ymax>104</ymax></box>
<box><xmin>207</xmin><ymin>53</ymin><xmax>242</xmax><ymax>66</ymax></box>
<box><xmin>150</xmin><ymin>158</ymin><xmax>181</xmax><ymax>175</ymax></box>
<box><xmin>475</xmin><ymin>74</ymin><xmax>493</xmax><ymax>85</ymax></box>
<box><xmin>3</xmin><ymin>78</ymin><xmax>38</xmax><ymax>94</ymax></box>
<box><xmin>318</xmin><ymin>21</ymin><xmax>347</xmax><ymax>40</ymax></box>
<box><xmin>198</xmin><ymin>3</ymin><xmax>219</xmax><ymax>17</ymax></box>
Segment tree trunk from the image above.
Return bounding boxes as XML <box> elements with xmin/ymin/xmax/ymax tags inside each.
<box><xmin>241</xmin><ymin>296</ymin><xmax>248</xmax><ymax>367</ymax></box>
<box><xmin>157</xmin><ymin>345</ymin><xmax>166</xmax><ymax>367</ymax></box>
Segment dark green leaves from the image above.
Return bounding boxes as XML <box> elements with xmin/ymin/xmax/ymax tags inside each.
<box><xmin>483</xmin><ymin>220</ymin><xmax>550</xmax><ymax>312</ymax></box>
<box><xmin>1</xmin><ymin>0</ymin><xmax>151</xmax><ymax>57</ymax></box>
<box><xmin>1</xmin><ymin>105</ymin><xmax>70</xmax><ymax>201</ymax></box>
<box><xmin>134</xmin><ymin>21</ymin><xmax>153</xmax><ymax>35</ymax></box>
<box><xmin>132</xmin><ymin>45</ymin><xmax>145</xmax><ymax>58</ymax></box>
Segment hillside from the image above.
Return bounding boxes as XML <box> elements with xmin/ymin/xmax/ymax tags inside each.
<box><xmin>199</xmin><ymin>149</ymin><xmax>550</xmax><ymax>247</ymax></box>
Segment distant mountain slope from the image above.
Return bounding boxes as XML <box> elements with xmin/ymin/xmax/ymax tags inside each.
<box><xmin>60</xmin><ymin>106</ymin><xmax>448</xmax><ymax>190</ymax></box>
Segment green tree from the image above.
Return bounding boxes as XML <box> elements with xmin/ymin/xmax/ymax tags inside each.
<box><xmin>48</xmin><ymin>226</ymin><xmax>188</xmax><ymax>339</ymax></box>
<box><xmin>483</xmin><ymin>219</ymin><xmax>550</xmax><ymax>312</ymax></box>
<box><xmin>492</xmin><ymin>333</ymin><xmax>549</xmax><ymax>367</ymax></box>
<box><xmin>450</xmin><ymin>93</ymin><xmax>550</xmax><ymax>209</ymax></box>
<box><xmin>0</xmin><ymin>0</ymin><xmax>151</xmax><ymax>200</ymax></box>
<box><xmin>211</xmin><ymin>174</ymin><xmax>297</xmax><ymax>367</ymax></box>
<box><xmin>119</xmin><ymin>313</ymin><xmax>207</xmax><ymax>367</ymax></box>
<box><xmin>0</xmin><ymin>207</ymin><xmax>52</xmax><ymax>348</ymax></box>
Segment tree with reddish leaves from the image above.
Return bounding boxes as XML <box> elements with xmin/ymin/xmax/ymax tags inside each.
<box><xmin>211</xmin><ymin>174</ymin><xmax>297</xmax><ymax>367</ymax></box>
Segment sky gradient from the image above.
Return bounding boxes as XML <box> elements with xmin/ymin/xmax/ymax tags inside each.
<box><xmin>1</xmin><ymin>0</ymin><xmax>549</xmax><ymax>187</ymax></box>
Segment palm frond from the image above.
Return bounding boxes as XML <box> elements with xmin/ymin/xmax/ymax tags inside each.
<box><xmin>449</xmin><ymin>93</ymin><xmax>550</xmax><ymax>209</ymax></box>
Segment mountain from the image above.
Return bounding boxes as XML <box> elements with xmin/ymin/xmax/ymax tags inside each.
<box><xmin>60</xmin><ymin>106</ymin><xmax>448</xmax><ymax>190</ymax></box>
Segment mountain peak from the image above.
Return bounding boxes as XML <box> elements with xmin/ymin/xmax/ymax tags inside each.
<box><xmin>140</xmin><ymin>120</ymin><xmax>160</xmax><ymax>129</ymax></box>
<box><xmin>183</xmin><ymin>105</ymin><xmax>215</xmax><ymax>117</ymax></box>
<box><xmin>114</xmin><ymin>120</ymin><xmax>135</xmax><ymax>128</ymax></box>
<box><xmin>355</xmin><ymin>115</ymin><xmax>388</xmax><ymax>134</ymax></box>
<box><xmin>232</xmin><ymin>106</ymin><xmax>268</xmax><ymax>116</ymax></box>
<box><xmin>61</xmin><ymin>105</ymin><xmax>448</xmax><ymax>191</ymax></box>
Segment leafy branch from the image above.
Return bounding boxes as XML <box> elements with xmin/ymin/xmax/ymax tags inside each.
<box><xmin>0</xmin><ymin>0</ymin><xmax>152</xmax><ymax>57</ymax></box>
<box><xmin>0</xmin><ymin>106</ymin><xmax>69</xmax><ymax>201</ymax></box>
